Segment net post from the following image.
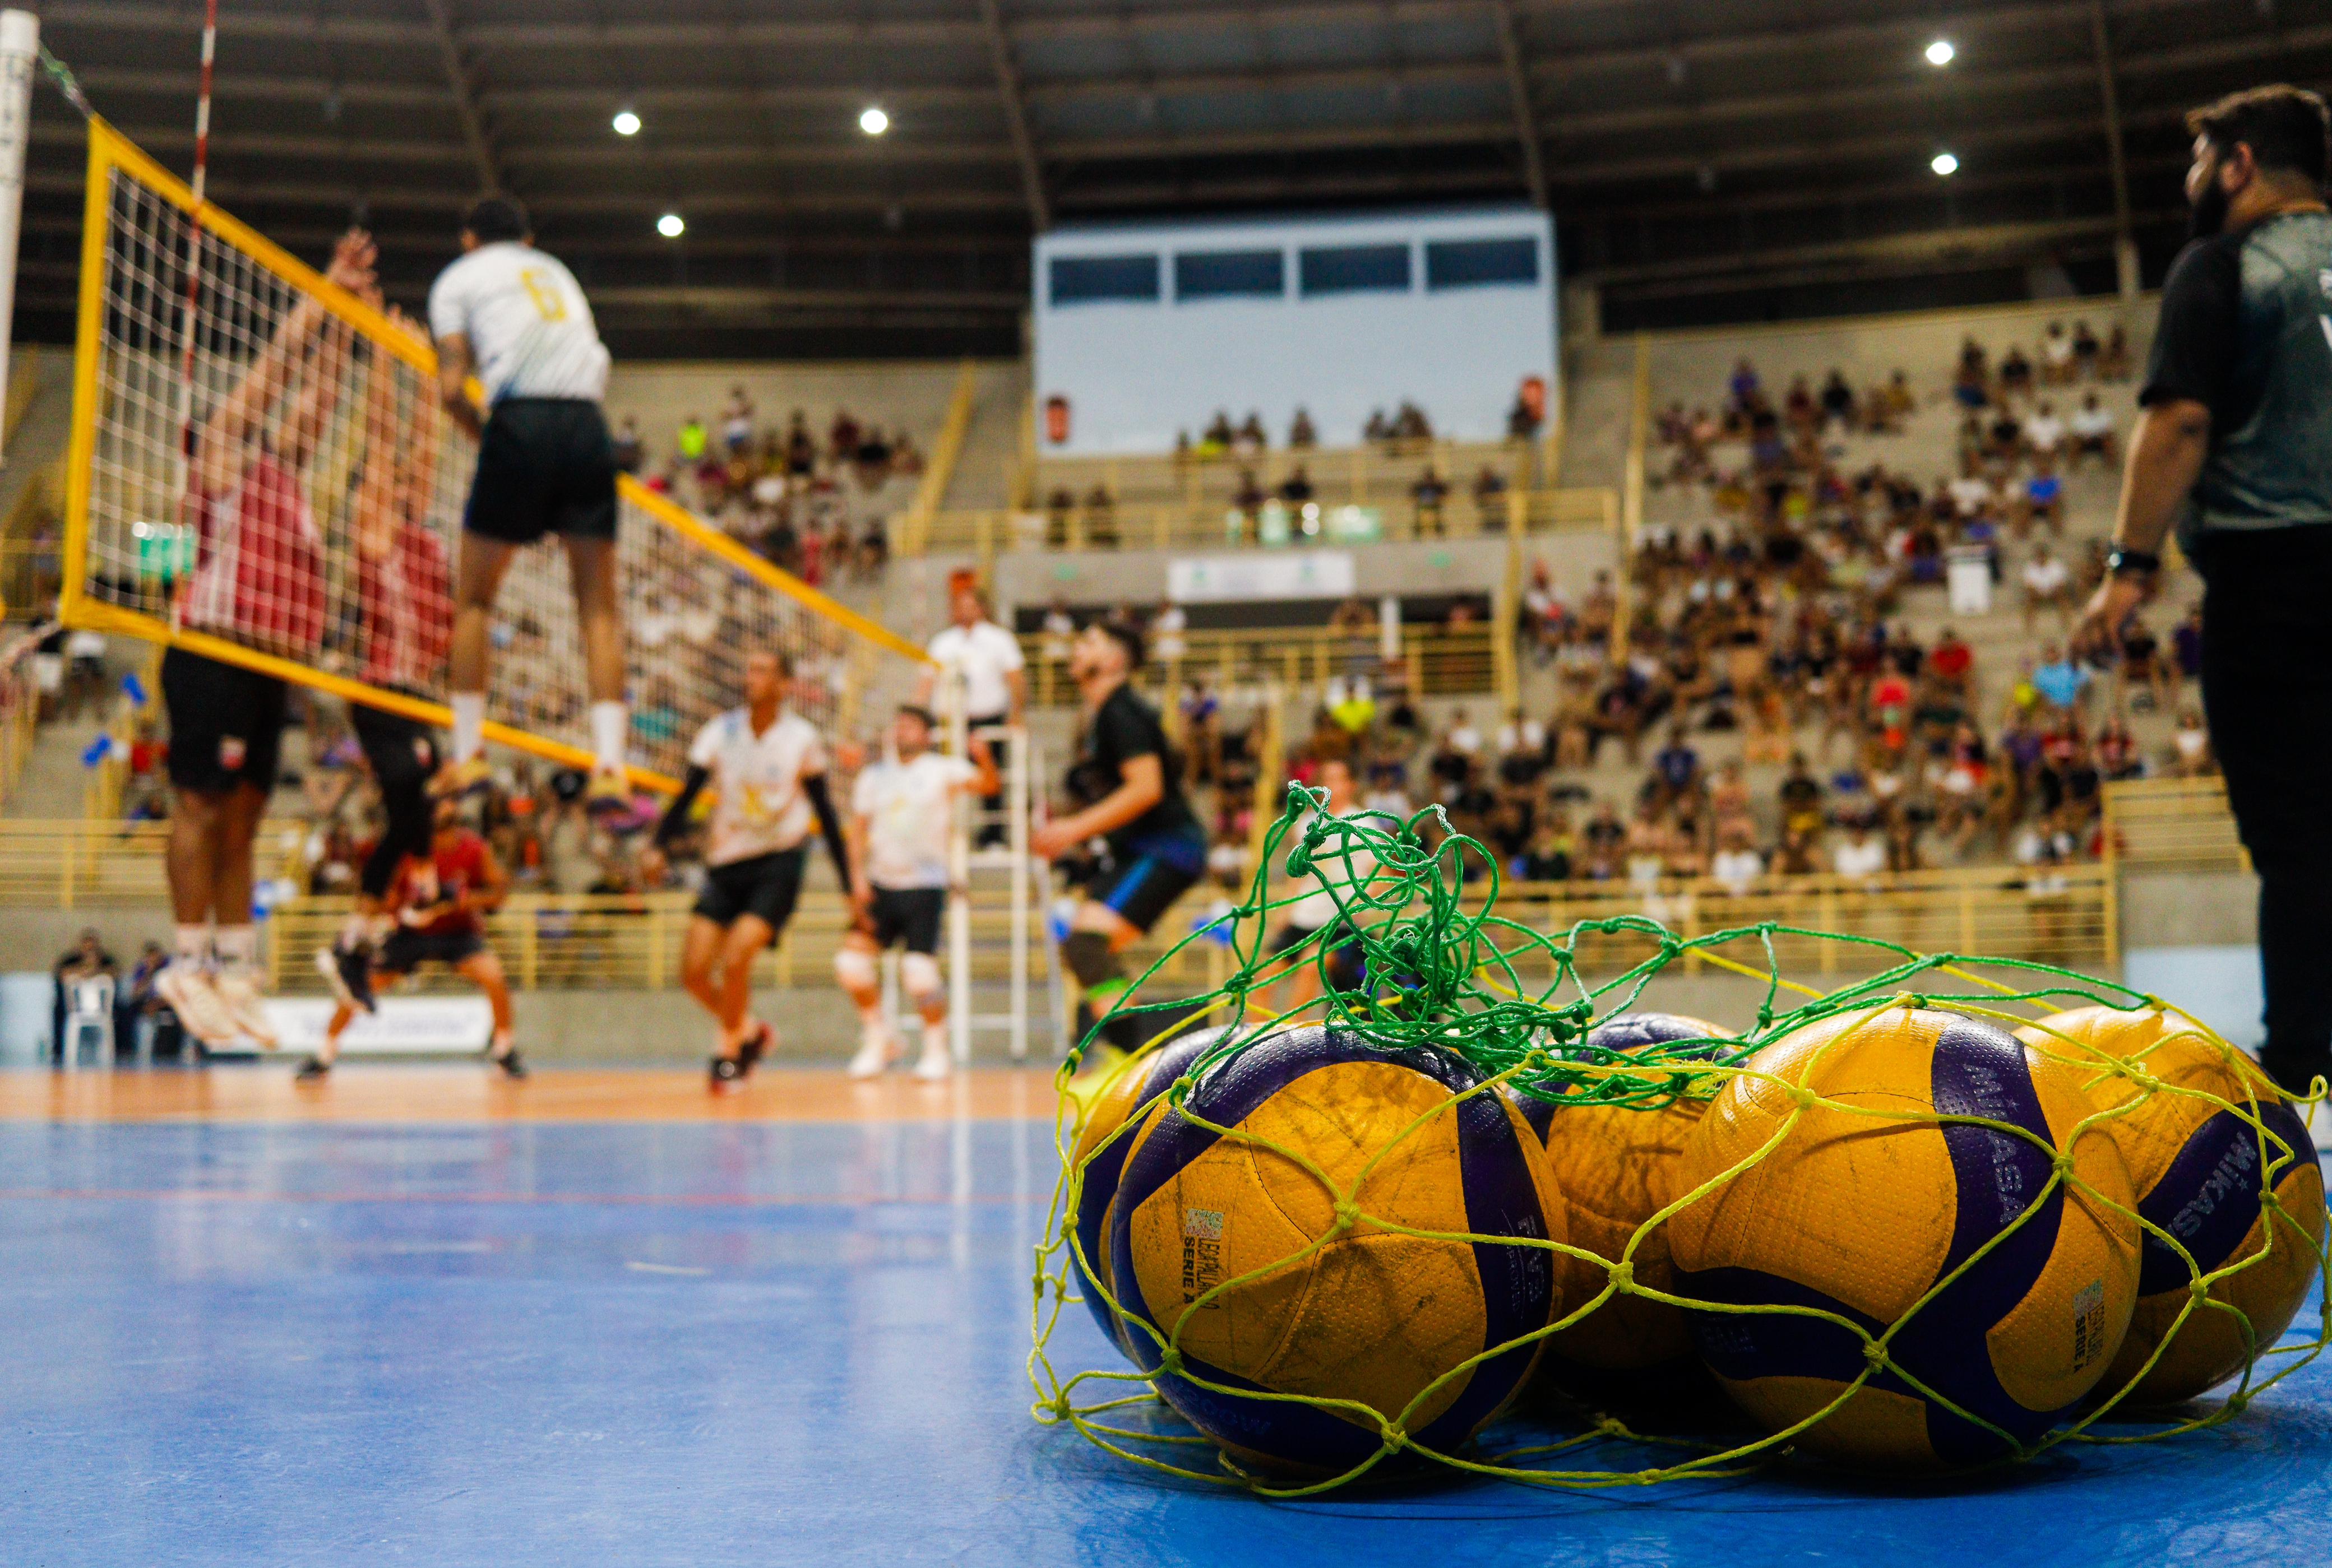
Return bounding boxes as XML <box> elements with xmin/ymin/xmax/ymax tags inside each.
<box><xmin>1007</xmin><ymin>716</ymin><xmax>1029</xmax><ymax>1061</ymax></box>
<box><xmin>0</xmin><ymin>11</ymin><xmax>34</xmax><ymax>469</ymax></box>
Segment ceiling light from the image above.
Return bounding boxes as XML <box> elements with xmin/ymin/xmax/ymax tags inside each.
<box><xmin>1925</xmin><ymin>38</ymin><xmax>1955</xmax><ymax>66</ymax></box>
<box><xmin>612</xmin><ymin>108</ymin><xmax>641</xmax><ymax>136</ymax></box>
<box><xmin>1931</xmin><ymin>151</ymin><xmax>1960</xmax><ymax>177</ymax></box>
<box><xmin>859</xmin><ymin>105</ymin><xmax>890</xmax><ymax>136</ymax></box>
<box><xmin>656</xmin><ymin>212</ymin><xmax>685</xmax><ymax>238</ymax></box>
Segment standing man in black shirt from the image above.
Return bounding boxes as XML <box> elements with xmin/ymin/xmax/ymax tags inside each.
<box><xmin>2082</xmin><ymin>83</ymin><xmax>2332</xmax><ymax>1095</ymax></box>
<box><xmin>1030</xmin><ymin>620</ymin><xmax>1209</xmax><ymax>1072</ymax></box>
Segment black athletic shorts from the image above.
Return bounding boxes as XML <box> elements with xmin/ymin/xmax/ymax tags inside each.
<box><xmin>349</xmin><ymin>699</ymin><xmax>441</xmax><ymax>794</ymax></box>
<box><xmin>693</xmin><ymin>847</ymin><xmax>806</xmax><ymax>931</ymax></box>
<box><xmin>161</xmin><ymin>647</ymin><xmax>286</xmax><ymax>795</ymax></box>
<box><xmin>1085</xmin><ymin>848</ymin><xmax>1202</xmax><ymax>936</ymax></box>
<box><xmin>464</xmin><ymin>397</ymin><xmax>619</xmax><ymax>545</ymax></box>
<box><xmin>378</xmin><ymin>926</ymin><xmax>486</xmax><ymax>973</ymax></box>
<box><xmin>868</xmin><ymin>885</ymin><xmax>946</xmax><ymax>954</ymax></box>
<box><xmin>1270</xmin><ymin>917</ymin><xmax>1367</xmax><ymax>992</ymax></box>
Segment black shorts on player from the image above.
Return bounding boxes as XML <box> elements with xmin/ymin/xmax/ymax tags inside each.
<box><xmin>1084</xmin><ymin>847</ymin><xmax>1202</xmax><ymax>936</ymax></box>
<box><xmin>377</xmin><ymin>926</ymin><xmax>487</xmax><ymax>973</ymax></box>
<box><xmin>692</xmin><ymin>847</ymin><xmax>807</xmax><ymax>930</ymax></box>
<box><xmin>866</xmin><ymin>885</ymin><xmax>945</xmax><ymax>955</ymax></box>
<box><xmin>161</xmin><ymin>647</ymin><xmax>286</xmax><ymax>794</ymax></box>
<box><xmin>463</xmin><ymin>397</ymin><xmax>619</xmax><ymax>545</ymax></box>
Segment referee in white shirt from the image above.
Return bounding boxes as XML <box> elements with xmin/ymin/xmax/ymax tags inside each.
<box><xmin>918</xmin><ymin>582</ymin><xmax>1025</xmax><ymax>848</ymax></box>
<box><xmin>428</xmin><ymin>197</ymin><xmax>630</xmax><ymax>815</ymax></box>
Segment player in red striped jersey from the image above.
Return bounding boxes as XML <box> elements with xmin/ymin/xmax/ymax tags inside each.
<box><xmin>157</xmin><ymin>228</ymin><xmax>377</xmax><ymax>1050</ymax></box>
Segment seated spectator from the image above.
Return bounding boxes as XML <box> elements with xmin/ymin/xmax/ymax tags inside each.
<box><xmin>1150</xmin><ymin>599</ymin><xmax>1187</xmax><ymax>663</ymax></box>
<box><xmin>784</xmin><ymin>412</ymin><xmax>816</xmax><ymax>477</ymax></box>
<box><xmin>1288</xmin><ymin>407</ymin><xmax>1318</xmax><ymax>448</ymax></box>
<box><xmin>676</xmin><ymin>413</ymin><xmax>707</xmax><ymax>466</ymax></box>
<box><xmin>1778</xmin><ymin>751</ymin><xmax>1824</xmax><ymax>838</ymax></box>
<box><xmin>1412</xmin><ymin>466</ymin><xmax>1449</xmax><ymax>537</ymax></box>
<box><xmin>2171</xmin><ymin>707</ymin><xmax>2213</xmax><ymax>776</ymax></box>
<box><xmin>1710</xmin><ymin>822</ymin><xmax>1764</xmax><ymax>895</ymax></box>
<box><xmin>2068</xmin><ymin>392</ymin><xmax>2116</xmax><ymax>467</ymax></box>
<box><xmin>1952</xmin><ymin>338</ymin><xmax>1989</xmax><ymax>407</ymax></box>
<box><xmin>1929</xmin><ymin>626</ymin><xmax>1975</xmax><ymax>692</ymax></box>
<box><xmin>1834</xmin><ymin>818</ymin><xmax>1886</xmax><ymax>881</ymax></box>
<box><xmin>827</xmin><ymin>407</ymin><xmax>861</xmax><ymax>465</ymax></box>
<box><xmin>891</xmin><ymin>429</ymin><xmax>924</xmax><ymax>477</ymax></box>
<box><xmin>1998</xmin><ymin>344</ymin><xmax>2034</xmax><ymax>396</ymax></box>
<box><xmin>1494</xmin><ymin>708</ymin><xmax>1547</xmax><ymax>788</ymax></box>
<box><xmin>1082</xmin><ymin>483</ymin><xmax>1118</xmax><ymax>548</ymax></box>
<box><xmin>2021</xmin><ymin>543</ymin><xmax>2072</xmax><ymax>629</ymax></box>
<box><xmin>2019</xmin><ymin>460</ymin><xmax>2065</xmax><ymax>534</ymax></box>
<box><xmin>1431</xmin><ymin>707</ymin><xmax>1482</xmax><ymax>790</ymax></box>
<box><xmin>2072</xmin><ymin>318</ymin><xmax>2101</xmax><ymax>375</ymax></box>
<box><xmin>2039</xmin><ymin>320</ymin><xmax>2076</xmax><ymax>382</ymax></box>
<box><xmin>1517</xmin><ymin>811</ymin><xmax>1574</xmax><ymax>881</ymax></box>
<box><xmin>51</xmin><ymin>927</ymin><xmax>119</xmax><ymax>1063</ymax></box>
<box><xmin>1727</xmin><ymin>357</ymin><xmax>1761</xmax><ymax>414</ymax></box>
<box><xmin>1234</xmin><ymin>411</ymin><xmax>1267</xmax><ymax>457</ymax></box>
<box><xmin>1651</xmin><ymin>723</ymin><xmax>1701</xmax><ymax>802</ymax></box>
<box><xmin>1818</xmin><ymin>369</ymin><xmax>1856</xmax><ymax>430</ymax></box>
<box><xmin>612</xmin><ymin>415</ymin><xmax>646</xmax><ymax>474</ymax></box>
<box><xmin>1362</xmin><ymin>408</ymin><xmax>1391</xmax><ymax>445</ymax></box>
<box><xmin>1280</xmin><ymin>465</ymin><xmax>1315</xmax><ymax>505</ymax></box>
<box><xmin>721</xmin><ymin>386</ymin><xmax>754</xmax><ymax>456</ymax></box>
<box><xmin>2032</xmin><ymin>643</ymin><xmax>2092</xmax><ymax>714</ymax></box>
<box><xmin>1039</xmin><ymin>596</ymin><xmax>1075</xmax><ymax>663</ymax></box>
<box><xmin>1473</xmin><ymin>463</ymin><xmax>1509</xmax><ymax>531</ymax></box>
<box><xmin>2023</xmin><ymin>400</ymin><xmax>2066</xmax><ymax>461</ymax></box>
<box><xmin>2100</xmin><ymin>323</ymin><xmax>2130</xmax><ymax>380</ymax></box>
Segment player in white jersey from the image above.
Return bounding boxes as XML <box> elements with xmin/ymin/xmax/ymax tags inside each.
<box><xmin>835</xmin><ymin>704</ymin><xmax>998</xmax><ymax>1081</ymax></box>
<box><xmin>425</xmin><ymin>197</ymin><xmax>630</xmax><ymax>817</ymax></box>
<box><xmin>638</xmin><ymin>649</ymin><xmax>854</xmax><ymax>1085</ymax></box>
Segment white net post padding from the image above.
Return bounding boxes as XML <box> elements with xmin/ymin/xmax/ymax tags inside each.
<box><xmin>66</xmin><ymin>120</ymin><xmax>922</xmax><ymax>787</ymax></box>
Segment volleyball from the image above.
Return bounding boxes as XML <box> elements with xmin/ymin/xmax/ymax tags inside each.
<box><xmin>1067</xmin><ymin>1025</ymin><xmax>1241</xmax><ymax>1354</ymax></box>
<box><xmin>1668</xmin><ymin>1003</ymin><xmax>2141</xmax><ymax>1467</ymax></box>
<box><xmin>1108</xmin><ymin>1024</ymin><xmax>1567</xmax><ymax>1475</ymax></box>
<box><xmin>2018</xmin><ymin>1005</ymin><xmax>2328</xmax><ymax>1405</ymax></box>
<box><xmin>1525</xmin><ymin>1012</ymin><xmax>1732</xmax><ymax>1377</ymax></box>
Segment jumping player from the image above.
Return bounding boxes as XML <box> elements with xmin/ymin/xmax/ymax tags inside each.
<box><xmin>1028</xmin><ymin>621</ymin><xmax>1208</xmax><ymax>1075</ymax></box>
<box><xmin>427</xmin><ymin>197</ymin><xmax>630</xmax><ymax>815</ymax></box>
<box><xmin>299</xmin><ymin>796</ymin><xmax>524</xmax><ymax>1080</ymax></box>
<box><xmin>320</xmin><ymin>307</ymin><xmax>454</xmax><ymax>1017</ymax></box>
<box><xmin>835</xmin><ymin>704</ymin><xmax>998</xmax><ymax>1081</ymax></box>
<box><xmin>157</xmin><ymin>228</ymin><xmax>380</xmax><ymax>1049</ymax></box>
<box><xmin>637</xmin><ymin>648</ymin><xmax>854</xmax><ymax>1084</ymax></box>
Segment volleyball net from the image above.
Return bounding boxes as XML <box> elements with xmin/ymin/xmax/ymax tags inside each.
<box><xmin>62</xmin><ymin>119</ymin><xmax>924</xmax><ymax>790</ymax></box>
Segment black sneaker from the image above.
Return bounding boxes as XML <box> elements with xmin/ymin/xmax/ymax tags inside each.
<box><xmin>709</xmin><ymin>1054</ymin><xmax>748</xmax><ymax>1088</ymax></box>
<box><xmin>492</xmin><ymin>1047</ymin><xmax>529</xmax><ymax>1081</ymax></box>
<box><xmin>737</xmin><ymin>1020</ymin><xmax>772</xmax><ymax>1072</ymax></box>
<box><xmin>294</xmin><ymin>1056</ymin><xmax>331</xmax><ymax>1082</ymax></box>
<box><xmin>315</xmin><ymin>943</ymin><xmax>377</xmax><ymax>1015</ymax></box>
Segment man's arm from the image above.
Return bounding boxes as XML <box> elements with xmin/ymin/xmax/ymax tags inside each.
<box><xmin>2079</xmin><ymin>400</ymin><xmax>2211</xmax><ymax>644</ymax></box>
<box><xmin>436</xmin><ymin>333</ymin><xmax>485</xmax><ymax>442</ymax></box>
<box><xmin>959</xmin><ymin>734</ymin><xmax>1001</xmax><ymax>801</ymax></box>
<box><xmin>1006</xmin><ymin>666</ymin><xmax>1027</xmax><ymax>727</ymax></box>
<box><xmin>1031</xmin><ymin>752</ymin><xmax>1163</xmax><ymax>860</ymax></box>
<box><xmin>196</xmin><ymin>229</ymin><xmax>376</xmax><ymax>495</ymax></box>
<box><xmin>803</xmin><ymin>771</ymin><xmax>853</xmax><ymax>896</ymax></box>
<box><xmin>465</xmin><ymin>841</ymin><xmax>511</xmax><ymax>916</ymax></box>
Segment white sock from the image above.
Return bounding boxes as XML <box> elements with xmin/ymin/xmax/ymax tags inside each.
<box><xmin>861</xmin><ymin>1013</ymin><xmax>890</xmax><ymax>1050</ymax></box>
<box><xmin>173</xmin><ymin>925</ymin><xmax>210</xmax><ymax>968</ymax></box>
<box><xmin>922</xmin><ymin>1018</ymin><xmax>948</xmax><ymax>1058</ymax></box>
<box><xmin>214</xmin><ymin>924</ymin><xmax>259</xmax><ymax>977</ymax></box>
<box><xmin>450</xmin><ymin>693</ymin><xmax>485</xmax><ymax>766</ymax></box>
<box><xmin>590</xmin><ymin>701</ymin><xmax>629</xmax><ymax>776</ymax></box>
<box><xmin>338</xmin><ymin>911</ymin><xmax>369</xmax><ymax>948</ymax></box>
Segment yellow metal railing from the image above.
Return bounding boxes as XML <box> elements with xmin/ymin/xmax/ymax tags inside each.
<box><xmin>1032</xmin><ymin>437</ymin><xmax>1542</xmax><ymax>507</ymax></box>
<box><xmin>1021</xmin><ymin>623</ymin><xmax>1493</xmax><ymax>707</ymax></box>
<box><xmin>898</xmin><ymin>359</ymin><xmax>979</xmax><ymax>557</ymax></box>
<box><xmin>2102</xmin><ymin>775</ymin><xmax>2246</xmax><ymax>873</ymax></box>
<box><xmin>0</xmin><ymin>817</ymin><xmax>312</xmax><ymax>905</ymax></box>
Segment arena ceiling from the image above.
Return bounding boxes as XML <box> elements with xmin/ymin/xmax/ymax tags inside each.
<box><xmin>19</xmin><ymin>0</ymin><xmax>2330</xmax><ymax>355</ymax></box>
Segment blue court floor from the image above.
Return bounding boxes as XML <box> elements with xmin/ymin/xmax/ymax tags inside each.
<box><xmin>4</xmin><ymin>1096</ymin><xmax>2329</xmax><ymax>1567</ymax></box>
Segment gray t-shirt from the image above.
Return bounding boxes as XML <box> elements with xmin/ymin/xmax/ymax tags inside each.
<box><xmin>2143</xmin><ymin>210</ymin><xmax>2332</xmax><ymax>544</ymax></box>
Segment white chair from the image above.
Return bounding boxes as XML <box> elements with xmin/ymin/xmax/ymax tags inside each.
<box><xmin>60</xmin><ymin>973</ymin><xmax>115</xmax><ymax>1069</ymax></box>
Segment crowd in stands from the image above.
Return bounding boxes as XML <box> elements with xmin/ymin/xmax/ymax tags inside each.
<box><xmin>618</xmin><ymin>387</ymin><xmax>924</xmax><ymax>588</ymax></box>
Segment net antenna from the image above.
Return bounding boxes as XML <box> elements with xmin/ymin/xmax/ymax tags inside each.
<box><xmin>0</xmin><ymin>10</ymin><xmax>38</xmax><ymax>470</ymax></box>
<box><xmin>167</xmin><ymin>0</ymin><xmax>220</xmax><ymax>519</ymax></box>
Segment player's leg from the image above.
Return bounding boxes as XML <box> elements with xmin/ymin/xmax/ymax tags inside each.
<box><xmin>834</xmin><ymin>925</ymin><xmax>897</xmax><ymax>1079</ymax></box>
<box><xmin>899</xmin><ymin>889</ymin><xmax>951</xmax><ymax>1082</ymax></box>
<box><xmin>679</xmin><ymin>914</ymin><xmax>729</xmax><ymax>1024</ymax></box>
<box><xmin>442</xmin><ymin>532</ymin><xmax>522</xmax><ymax>792</ymax></box>
<box><xmin>560</xmin><ymin>532</ymin><xmax>631</xmax><ymax>813</ymax></box>
<box><xmin>300</xmin><ymin>945</ymin><xmax>415</xmax><ymax>1080</ymax></box>
<box><xmin>200</xmin><ymin>667</ymin><xmax>285</xmax><ymax>1049</ymax></box>
<box><xmin>324</xmin><ymin>706</ymin><xmax>435</xmax><ymax>1013</ymax></box>
<box><xmin>455</xmin><ymin>946</ymin><xmax>525</xmax><ymax>1079</ymax></box>
<box><xmin>1061</xmin><ymin>851</ymin><xmax>1205</xmax><ymax>1073</ymax></box>
<box><xmin>708</xmin><ymin>914</ymin><xmax>778</xmax><ymax>1084</ymax></box>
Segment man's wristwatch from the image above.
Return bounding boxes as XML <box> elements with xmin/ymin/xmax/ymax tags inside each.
<box><xmin>2106</xmin><ymin>546</ymin><xmax>2162</xmax><ymax>579</ymax></box>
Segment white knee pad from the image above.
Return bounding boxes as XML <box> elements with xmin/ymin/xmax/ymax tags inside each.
<box><xmin>901</xmin><ymin>952</ymin><xmax>945</xmax><ymax>1006</ymax></box>
<box><xmin>833</xmin><ymin>945</ymin><xmax>879</xmax><ymax>992</ymax></box>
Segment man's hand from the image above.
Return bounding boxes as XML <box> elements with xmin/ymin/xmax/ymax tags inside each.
<box><xmin>850</xmin><ymin>879</ymin><xmax>873</xmax><ymax>912</ymax></box>
<box><xmin>1030</xmin><ymin>819</ymin><xmax>1081</xmax><ymax>861</ymax></box>
<box><xmin>636</xmin><ymin>845</ymin><xmax>668</xmax><ymax>885</ymax></box>
<box><xmin>2076</xmin><ymin>572</ymin><xmax>2150</xmax><ymax>653</ymax></box>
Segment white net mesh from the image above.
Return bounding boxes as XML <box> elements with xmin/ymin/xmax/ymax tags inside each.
<box><xmin>72</xmin><ymin>129</ymin><xmax>896</xmax><ymax>782</ymax></box>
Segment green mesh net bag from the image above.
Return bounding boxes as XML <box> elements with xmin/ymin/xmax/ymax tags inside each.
<box><xmin>1027</xmin><ymin>785</ymin><xmax>2330</xmax><ymax>1493</ymax></box>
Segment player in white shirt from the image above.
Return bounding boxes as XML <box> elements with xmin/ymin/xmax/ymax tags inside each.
<box><xmin>426</xmin><ymin>197</ymin><xmax>631</xmax><ymax>818</ymax></box>
<box><xmin>918</xmin><ymin>583</ymin><xmax>1025</xmax><ymax>848</ymax></box>
<box><xmin>834</xmin><ymin>705</ymin><xmax>1000</xmax><ymax>1080</ymax></box>
<box><xmin>638</xmin><ymin>649</ymin><xmax>854</xmax><ymax>1085</ymax></box>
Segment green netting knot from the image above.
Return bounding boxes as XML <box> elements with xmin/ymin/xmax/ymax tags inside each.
<box><xmin>1331</xmin><ymin>1198</ymin><xmax>1363</xmax><ymax>1232</ymax></box>
<box><xmin>1861</xmin><ymin>1338</ymin><xmax>1889</xmax><ymax>1365</ymax></box>
<box><xmin>2052</xmin><ymin>1153</ymin><xmax>2078</xmax><ymax>1179</ymax></box>
<box><xmin>1158</xmin><ymin>1348</ymin><xmax>1186</xmax><ymax>1377</ymax></box>
<box><xmin>1785</xmin><ymin>1084</ymin><xmax>1821</xmax><ymax>1110</ymax></box>
<box><xmin>2191</xmin><ymin>1275</ymin><xmax>2214</xmax><ymax>1297</ymax></box>
<box><xmin>1606</xmin><ymin>1259</ymin><xmax>1636</xmax><ymax>1291</ymax></box>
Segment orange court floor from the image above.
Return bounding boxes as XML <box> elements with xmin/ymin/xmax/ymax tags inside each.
<box><xmin>0</xmin><ymin>1063</ymin><xmax>1065</xmax><ymax>1123</ymax></box>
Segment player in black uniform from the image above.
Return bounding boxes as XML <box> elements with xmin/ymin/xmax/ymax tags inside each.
<box><xmin>1029</xmin><ymin>620</ymin><xmax>1209</xmax><ymax>1074</ymax></box>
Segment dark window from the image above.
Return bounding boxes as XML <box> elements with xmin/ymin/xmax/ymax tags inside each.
<box><xmin>1173</xmin><ymin>249</ymin><xmax>1284</xmax><ymax>301</ymax></box>
<box><xmin>1298</xmin><ymin>243</ymin><xmax>1411</xmax><ymax>296</ymax></box>
<box><xmin>1424</xmin><ymin>236</ymin><xmax>1540</xmax><ymax>291</ymax></box>
<box><xmin>1048</xmin><ymin>254</ymin><xmax>1160</xmax><ymax>306</ymax></box>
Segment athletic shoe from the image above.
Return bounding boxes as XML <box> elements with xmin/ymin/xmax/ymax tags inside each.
<box><xmin>490</xmin><ymin>1047</ymin><xmax>529</xmax><ymax>1081</ymax></box>
<box><xmin>709</xmin><ymin>1055</ymin><xmax>748</xmax><ymax>1088</ymax></box>
<box><xmin>315</xmin><ymin>943</ymin><xmax>378</xmax><ymax>1015</ymax></box>
<box><xmin>155</xmin><ymin>966</ymin><xmax>240</xmax><ymax>1048</ymax></box>
<box><xmin>847</xmin><ymin>1031</ymin><xmax>901</xmax><ymax>1080</ymax></box>
<box><xmin>737</xmin><ymin>1020</ymin><xmax>773</xmax><ymax>1072</ymax></box>
<box><xmin>294</xmin><ymin>1056</ymin><xmax>331</xmax><ymax>1082</ymax></box>
<box><xmin>213</xmin><ymin>971</ymin><xmax>280</xmax><ymax>1050</ymax></box>
<box><xmin>430</xmin><ymin>754</ymin><xmax>494</xmax><ymax>800</ymax></box>
<box><xmin>913</xmin><ymin>1038</ymin><xmax>952</xmax><ymax>1083</ymax></box>
<box><xmin>584</xmin><ymin>767</ymin><xmax>633</xmax><ymax>823</ymax></box>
